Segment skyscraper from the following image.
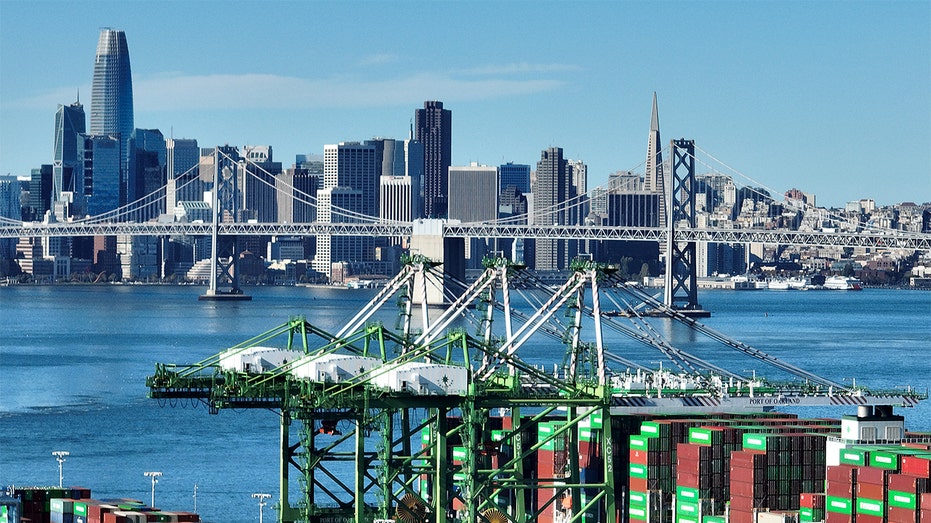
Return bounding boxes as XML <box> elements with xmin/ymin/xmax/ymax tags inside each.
<box><xmin>53</xmin><ymin>100</ymin><xmax>86</xmax><ymax>205</ymax></box>
<box><xmin>166</xmin><ymin>138</ymin><xmax>201</xmax><ymax>210</ymax></box>
<box><xmin>644</xmin><ymin>92</ymin><xmax>666</xmax><ymax>227</ymax></box>
<box><xmin>533</xmin><ymin>147</ymin><xmax>578</xmax><ymax>270</ymax></box>
<box><xmin>128</xmin><ymin>128</ymin><xmax>166</xmax><ymax>217</ymax></box>
<box><xmin>90</xmin><ymin>29</ymin><xmax>134</xmax><ymax>204</ymax></box>
<box><xmin>414</xmin><ymin>101</ymin><xmax>451</xmax><ymax>218</ymax></box>
<box><xmin>448</xmin><ymin>163</ymin><xmax>499</xmax><ymax>269</ymax></box>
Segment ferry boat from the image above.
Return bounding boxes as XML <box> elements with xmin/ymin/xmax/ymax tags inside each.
<box><xmin>823</xmin><ymin>275</ymin><xmax>863</xmax><ymax>290</ymax></box>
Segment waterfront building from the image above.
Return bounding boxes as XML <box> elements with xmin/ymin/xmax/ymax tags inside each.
<box><xmin>448</xmin><ymin>163</ymin><xmax>499</xmax><ymax>268</ymax></box>
<box><xmin>52</xmin><ymin>100</ymin><xmax>86</xmax><ymax>209</ymax></box>
<box><xmin>533</xmin><ymin>147</ymin><xmax>578</xmax><ymax>271</ymax></box>
<box><xmin>415</xmin><ymin>101</ymin><xmax>451</xmax><ymax>218</ymax></box>
<box><xmin>81</xmin><ymin>135</ymin><xmax>121</xmax><ymax>217</ymax></box>
<box><xmin>166</xmin><ymin>138</ymin><xmax>201</xmax><ymax>210</ymax></box>
<box><xmin>644</xmin><ymin>92</ymin><xmax>666</xmax><ymax>227</ymax></box>
<box><xmin>89</xmin><ymin>29</ymin><xmax>134</xmax><ymax>202</ymax></box>
<box><xmin>117</xmin><ymin>234</ymin><xmax>159</xmax><ymax>281</ymax></box>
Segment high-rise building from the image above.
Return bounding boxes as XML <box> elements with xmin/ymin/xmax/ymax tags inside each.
<box><xmin>533</xmin><ymin>147</ymin><xmax>578</xmax><ymax>270</ymax></box>
<box><xmin>29</xmin><ymin>165</ymin><xmax>53</xmax><ymax>221</ymax></box>
<box><xmin>166</xmin><ymin>138</ymin><xmax>201</xmax><ymax>210</ymax></box>
<box><xmin>449</xmin><ymin>163</ymin><xmax>499</xmax><ymax>268</ymax></box>
<box><xmin>373</xmin><ymin>138</ymin><xmax>424</xmax><ymax>223</ymax></box>
<box><xmin>644</xmin><ymin>92</ymin><xmax>666</xmax><ymax>227</ymax></box>
<box><xmin>81</xmin><ymin>135</ymin><xmax>121</xmax><ymax>216</ymax></box>
<box><xmin>313</xmin><ymin>143</ymin><xmax>379</xmax><ymax>281</ymax></box>
<box><xmin>240</xmin><ymin>145</ymin><xmax>281</xmax><ymax>222</ymax></box>
<box><xmin>52</xmin><ymin>100</ymin><xmax>86</xmax><ymax>205</ymax></box>
<box><xmin>415</xmin><ymin>101</ymin><xmax>451</xmax><ymax>218</ymax></box>
<box><xmin>499</xmin><ymin>162</ymin><xmax>531</xmax><ymax>194</ymax></box>
<box><xmin>0</xmin><ymin>176</ymin><xmax>20</xmax><ymax>259</ymax></box>
<box><xmin>128</xmin><ymin>129</ymin><xmax>166</xmax><ymax>218</ymax></box>
<box><xmin>90</xmin><ymin>28</ymin><xmax>134</xmax><ymax>204</ymax></box>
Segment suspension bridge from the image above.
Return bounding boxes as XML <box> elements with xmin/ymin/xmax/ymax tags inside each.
<box><xmin>2</xmin><ymin>139</ymin><xmax>929</xmax><ymax>306</ymax></box>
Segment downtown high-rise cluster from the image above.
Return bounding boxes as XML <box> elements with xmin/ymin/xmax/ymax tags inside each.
<box><xmin>2</xmin><ymin>29</ymin><xmax>692</xmax><ymax>285</ymax></box>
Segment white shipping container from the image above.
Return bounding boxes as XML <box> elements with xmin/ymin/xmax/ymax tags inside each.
<box><xmin>291</xmin><ymin>354</ymin><xmax>382</xmax><ymax>383</ymax></box>
<box><xmin>372</xmin><ymin>362</ymin><xmax>468</xmax><ymax>395</ymax></box>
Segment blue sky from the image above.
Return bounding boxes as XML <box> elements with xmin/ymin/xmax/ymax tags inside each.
<box><xmin>1</xmin><ymin>0</ymin><xmax>928</xmax><ymax>207</ymax></box>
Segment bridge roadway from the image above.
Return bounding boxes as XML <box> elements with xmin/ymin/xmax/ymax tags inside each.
<box><xmin>2</xmin><ymin>221</ymin><xmax>930</xmax><ymax>250</ymax></box>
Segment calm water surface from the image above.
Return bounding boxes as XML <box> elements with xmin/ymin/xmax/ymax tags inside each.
<box><xmin>1</xmin><ymin>284</ymin><xmax>929</xmax><ymax>521</ymax></box>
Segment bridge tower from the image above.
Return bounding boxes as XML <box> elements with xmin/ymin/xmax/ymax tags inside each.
<box><xmin>663</xmin><ymin>139</ymin><xmax>707</xmax><ymax>315</ymax></box>
<box><xmin>200</xmin><ymin>146</ymin><xmax>251</xmax><ymax>301</ymax></box>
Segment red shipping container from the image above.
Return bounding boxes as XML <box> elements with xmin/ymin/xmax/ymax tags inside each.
<box><xmin>922</xmin><ymin>508</ymin><xmax>931</xmax><ymax>522</ymax></box>
<box><xmin>857</xmin><ymin>466</ymin><xmax>890</xmax><ymax>486</ymax></box>
<box><xmin>826</xmin><ymin>480</ymin><xmax>856</xmax><ymax>498</ymax></box>
<box><xmin>629</xmin><ymin>476</ymin><xmax>647</xmax><ymax>492</ymax></box>
<box><xmin>856</xmin><ymin>515</ymin><xmax>883</xmax><ymax>523</ymax></box>
<box><xmin>890</xmin><ymin>473</ymin><xmax>931</xmax><ymax>493</ymax></box>
<box><xmin>903</xmin><ymin>456</ymin><xmax>931</xmax><ymax>479</ymax></box>
<box><xmin>857</xmin><ymin>481</ymin><xmax>885</xmax><ymax>500</ymax></box>
<box><xmin>827</xmin><ymin>464</ymin><xmax>859</xmax><ymax>483</ymax></box>
<box><xmin>923</xmin><ymin>491</ymin><xmax>931</xmax><ymax>508</ymax></box>
<box><xmin>888</xmin><ymin>505</ymin><xmax>919</xmax><ymax>523</ymax></box>
<box><xmin>800</xmin><ymin>492</ymin><xmax>825</xmax><ymax>509</ymax></box>
<box><xmin>824</xmin><ymin>511</ymin><xmax>855</xmax><ymax>523</ymax></box>
<box><xmin>729</xmin><ymin>507</ymin><xmax>756</xmax><ymax>522</ymax></box>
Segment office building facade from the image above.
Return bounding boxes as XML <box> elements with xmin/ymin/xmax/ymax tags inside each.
<box><xmin>533</xmin><ymin>147</ymin><xmax>578</xmax><ymax>271</ymax></box>
<box><xmin>415</xmin><ymin>101</ymin><xmax>451</xmax><ymax>218</ymax></box>
<box><xmin>90</xmin><ymin>29</ymin><xmax>134</xmax><ymax>204</ymax></box>
<box><xmin>52</xmin><ymin>100</ymin><xmax>86</xmax><ymax>208</ymax></box>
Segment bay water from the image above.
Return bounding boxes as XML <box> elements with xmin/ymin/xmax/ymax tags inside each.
<box><xmin>1</xmin><ymin>284</ymin><xmax>929</xmax><ymax>521</ymax></box>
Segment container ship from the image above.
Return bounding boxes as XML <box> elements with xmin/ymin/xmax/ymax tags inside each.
<box><xmin>0</xmin><ymin>487</ymin><xmax>200</xmax><ymax>523</ymax></box>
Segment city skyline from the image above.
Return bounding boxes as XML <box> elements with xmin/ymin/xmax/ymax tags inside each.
<box><xmin>1</xmin><ymin>1</ymin><xmax>929</xmax><ymax>208</ymax></box>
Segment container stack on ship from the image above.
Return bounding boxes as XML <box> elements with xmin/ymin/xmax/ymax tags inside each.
<box><xmin>0</xmin><ymin>487</ymin><xmax>200</xmax><ymax>523</ymax></box>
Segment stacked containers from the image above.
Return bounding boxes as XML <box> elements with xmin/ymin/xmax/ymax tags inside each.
<box><xmin>628</xmin><ymin>420</ymin><xmax>674</xmax><ymax>523</ymax></box>
<box><xmin>730</xmin><ymin>432</ymin><xmax>827</xmax><ymax>520</ymax></box>
<box><xmin>799</xmin><ymin>492</ymin><xmax>826</xmax><ymax>522</ymax></box>
<box><xmin>887</xmin><ymin>454</ymin><xmax>931</xmax><ymax>522</ymax></box>
<box><xmin>536</xmin><ymin>420</ymin><xmax>568</xmax><ymax>523</ymax></box>
<box><xmin>577</xmin><ymin>411</ymin><xmax>604</xmax><ymax>523</ymax></box>
<box><xmin>9</xmin><ymin>490</ymin><xmax>199</xmax><ymax>523</ymax></box>
<box><xmin>679</xmin><ymin>425</ymin><xmax>746</xmax><ymax>516</ymax></box>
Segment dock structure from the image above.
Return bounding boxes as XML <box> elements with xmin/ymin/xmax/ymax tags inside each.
<box><xmin>147</xmin><ymin>255</ymin><xmax>925</xmax><ymax>523</ymax></box>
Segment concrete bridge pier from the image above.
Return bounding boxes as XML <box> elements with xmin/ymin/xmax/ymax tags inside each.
<box><xmin>409</xmin><ymin>219</ymin><xmax>465</xmax><ymax>306</ymax></box>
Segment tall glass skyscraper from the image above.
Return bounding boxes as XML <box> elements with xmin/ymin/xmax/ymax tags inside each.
<box><xmin>415</xmin><ymin>101</ymin><xmax>451</xmax><ymax>219</ymax></box>
<box><xmin>53</xmin><ymin>100</ymin><xmax>86</xmax><ymax>205</ymax></box>
<box><xmin>90</xmin><ymin>29</ymin><xmax>134</xmax><ymax>205</ymax></box>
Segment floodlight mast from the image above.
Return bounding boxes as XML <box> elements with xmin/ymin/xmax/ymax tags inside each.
<box><xmin>51</xmin><ymin>451</ymin><xmax>70</xmax><ymax>488</ymax></box>
<box><xmin>251</xmin><ymin>493</ymin><xmax>271</xmax><ymax>523</ymax></box>
<box><xmin>143</xmin><ymin>471</ymin><xmax>163</xmax><ymax>507</ymax></box>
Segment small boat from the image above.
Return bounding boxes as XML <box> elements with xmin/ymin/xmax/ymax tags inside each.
<box><xmin>768</xmin><ymin>279</ymin><xmax>790</xmax><ymax>290</ymax></box>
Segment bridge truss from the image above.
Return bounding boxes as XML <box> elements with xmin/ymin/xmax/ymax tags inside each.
<box><xmin>146</xmin><ymin>255</ymin><xmax>924</xmax><ymax>523</ymax></box>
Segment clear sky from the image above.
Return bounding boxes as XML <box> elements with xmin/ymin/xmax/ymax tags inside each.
<box><xmin>1</xmin><ymin>0</ymin><xmax>928</xmax><ymax>208</ymax></box>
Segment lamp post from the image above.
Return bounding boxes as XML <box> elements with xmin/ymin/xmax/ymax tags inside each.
<box><xmin>251</xmin><ymin>493</ymin><xmax>271</xmax><ymax>523</ymax></box>
<box><xmin>51</xmin><ymin>451</ymin><xmax>69</xmax><ymax>488</ymax></box>
<box><xmin>143</xmin><ymin>472</ymin><xmax>162</xmax><ymax>507</ymax></box>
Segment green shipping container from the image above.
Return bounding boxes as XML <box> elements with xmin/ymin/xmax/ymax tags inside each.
<box><xmin>630</xmin><ymin>434</ymin><xmax>650</xmax><ymax>451</ymax></box>
<box><xmin>629</xmin><ymin>505</ymin><xmax>648</xmax><ymax>521</ymax></box>
<box><xmin>689</xmin><ymin>427</ymin><xmax>714</xmax><ymax>445</ymax></box>
<box><xmin>856</xmin><ymin>498</ymin><xmax>884</xmax><ymax>517</ymax></box>
<box><xmin>703</xmin><ymin>517</ymin><xmax>726</xmax><ymax>523</ymax></box>
<box><xmin>887</xmin><ymin>489</ymin><xmax>917</xmax><ymax>509</ymax></box>
<box><xmin>676</xmin><ymin>499</ymin><xmax>700</xmax><ymax>516</ymax></box>
<box><xmin>868</xmin><ymin>450</ymin><xmax>899</xmax><ymax>470</ymax></box>
<box><xmin>630</xmin><ymin>463</ymin><xmax>648</xmax><ymax>479</ymax></box>
<box><xmin>628</xmin><ymin>490</ymin><xmax>648</xmax><ymax>507</ymax></box>
<box><xmin>677</xmin><ymin>486</ymin><xmax>700</xmax><ymax>502</ymax></box>
<box><xmin>838</xmin><ymin>448</ymin><xmax>868</xmax><ymax>466</ymax></box>
<box><xmin>676</xmin><ymin>516</ymin><xmax>700</xmax><ymax>523</ymax></box>
<box><xmin>825</xmin><ymin>495</ymin><xmax>853</xmax><ymax>514</ymax></box>
<box><xmin>640</xmin><ymin>421</ymin><xmax>664</xmax><ymax>438</ymax></box>
<box><xmin>742</xmin><ymin>433</ymin><xmax>769</xmax><ymax>451</ymax></box>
